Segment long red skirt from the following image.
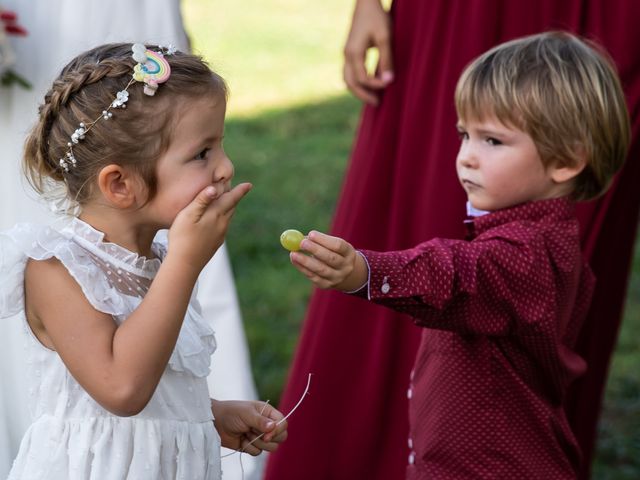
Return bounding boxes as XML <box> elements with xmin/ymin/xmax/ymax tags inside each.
<box><xmin>265</xmin><ymin>1</ymin><xmax>640</xmax><ymax>479</ymax></box>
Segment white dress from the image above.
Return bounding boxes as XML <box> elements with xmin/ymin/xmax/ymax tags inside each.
<box><xmin>0</xmin><ymin>1</ymin><xmax>260</xmax><ymax>478</ymax></box>
<box><xmin>1</xmin><ymin>218</ymin><xmax>222</xmax><ymax>479</ymax></box>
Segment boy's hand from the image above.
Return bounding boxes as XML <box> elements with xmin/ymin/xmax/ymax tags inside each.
<box><xmin>167</xmin><ymin>183</ymin><xmax>252</xmax><ymax>272</ymax></box>
<box><xmin>211</xmin><ymin>400</ymin><xmax>288</xmax><ymax>455</ymax></box>
<box><xmin>289</xmin><ymin>230</ymin><xmax>368</xmax><ymax>291</ymax></box>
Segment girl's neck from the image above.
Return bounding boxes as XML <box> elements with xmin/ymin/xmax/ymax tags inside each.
<box><xmin>78</xmin><ymin>208</ymin><xmax>159</xmax><ymax>259</ymax></box>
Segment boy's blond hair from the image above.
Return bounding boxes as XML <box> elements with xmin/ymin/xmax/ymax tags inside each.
<box><xmin>455</xmin><ymin>31</ymin><xmax>630</xmax><ymax>200</ymax></box>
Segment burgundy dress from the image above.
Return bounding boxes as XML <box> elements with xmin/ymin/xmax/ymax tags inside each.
<box><xmin>265</xmin><ymin>1</ymin><xmax>640</xmax><ymax>479</ymax></box>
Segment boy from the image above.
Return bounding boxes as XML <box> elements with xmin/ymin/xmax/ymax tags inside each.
<box><xmin>289</xmin><ymin>32</ymin><xmax>630</xmax><ymax>479</ymax></box>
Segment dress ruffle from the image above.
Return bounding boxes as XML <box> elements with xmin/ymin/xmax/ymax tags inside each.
<box><xmin>0</xmin><ymin>230</ymin><xmax>27</xmax><ymax>319</ymax></box>
<box><xmin>0</xmin><ymin>219</ymin><xmax>216</xmax><ymax>378</ymax></box>
<box><xmin>7</xmin><ymin>414</ymin><xmax>221</xmax><ymax>480</ymax></box>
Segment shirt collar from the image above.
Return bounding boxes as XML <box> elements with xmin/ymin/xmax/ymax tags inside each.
<box><xmin>465</xmin><ymin>197</ymin><xmax>576</xmax><ymax>238</ymax></box>
<box><xmin>466</xmin><ymin>201</ymin><xmax>490</xmax><ymax>218</ymax></box>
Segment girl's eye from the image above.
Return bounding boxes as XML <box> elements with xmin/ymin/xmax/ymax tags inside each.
<box><xmin>486</xmin><ymin>137</ymin><xmax>502</xmax><ymax>146</ymax></box>
<box><xmin>194</xmin><ymin>148</ymin><xmax>210</xmax><ymax>161</ymax></box>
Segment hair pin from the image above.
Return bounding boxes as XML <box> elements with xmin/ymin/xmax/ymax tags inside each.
<box><xmin>58</xmin><ymin>43</ymin><xmax>174</xmax><ymax>173</ymax></box>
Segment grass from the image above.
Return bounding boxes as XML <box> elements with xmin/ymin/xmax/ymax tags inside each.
<box><xmin>222</xmin><ymin>94</ymin><xmax>360</xmax><ymax>400</ymax></box>
<box><xmin>592</xmin><ymin>227</ymin><xmax>640</xmax><ymax>478</ymax></box>
<box><xmin>183</xmin><ymin>0</ymin><xmax>352</xmax><ymax>116</ymax></box>
<box><xmin>183</xmin><ymin>0</ymin><xmax>639</xmax><ymax>475</ymax></box>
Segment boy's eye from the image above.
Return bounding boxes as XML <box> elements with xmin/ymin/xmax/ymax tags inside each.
<box><xmin>456</xmin><ymin>129</ymin><xmax>468</xmax><ymax>140</ymax></box>
<box><xmin>194</xmin><ymin>148</ymin><xmax>210</xmax><ymax>161</ymax></box>
<box><xmin>486</xmin><ymin>137</ymin><xmax>502</xmax><ymax>146</ymax></box>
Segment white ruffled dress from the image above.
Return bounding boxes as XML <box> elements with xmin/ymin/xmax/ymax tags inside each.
<box><xmin>0</xmin><ymin>218</ymin><xmax>222</xmax><ymax>480</ymax></box>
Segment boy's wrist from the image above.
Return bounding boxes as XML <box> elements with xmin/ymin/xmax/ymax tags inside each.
<box><xmin>339</xmin><ymin>250</ymin><xmax>369</xmax><ymax>292</ymax></box>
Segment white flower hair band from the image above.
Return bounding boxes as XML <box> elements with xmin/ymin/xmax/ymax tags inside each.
<box><xmin>58</xmin><ymin>43</ymin><xmax>174</xmax><ymax>173</ymax></box>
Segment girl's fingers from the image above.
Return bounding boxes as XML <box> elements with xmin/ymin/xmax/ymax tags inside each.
<box><xmin>207</xmin><ymin>182</ymin><xmax>252</xmax><ymax>216</ymax></box>
<box><xmin>180</xmin><ymin>186</ymin><xmax>217</xmax><ymax>222</ymax></box>
<box><xmin>265</xmin><ymin>422</ymin><xmax>288</xmax><ymax>444</ymax></box>
<box><xmin>240</xmin><ymin>437</ymin><xmax>261</xmax><ymax>456</ymax></box>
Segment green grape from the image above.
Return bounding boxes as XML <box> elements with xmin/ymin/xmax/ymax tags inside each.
<box><xmin>280</xmin><ymin>229</ymin><xmax>304</xmax><ymax>252</ymax></box>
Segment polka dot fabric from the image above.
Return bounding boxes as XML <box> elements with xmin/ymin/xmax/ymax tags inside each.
<box><xmin>357</xmin><ymin>198</ymin><xmax>593</xmax><ymax>479</ymax></box>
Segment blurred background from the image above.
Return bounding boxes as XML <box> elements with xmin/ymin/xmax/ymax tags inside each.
<box><xmin>1</xmin><ymin>0</ymin><xmax>636</xmax><ymax>477</ymax></box>
<box><xmin>180</xmin><ymin>0</ymin><xmax>640</xmax><ymax>477</ymax></box>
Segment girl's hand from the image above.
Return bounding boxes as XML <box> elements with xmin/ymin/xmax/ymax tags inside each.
<box><xmin>289</xmin><ymin>230</ymin><xmax>368</xmax><ymax>291</ymax></box>
<box><xmin>212</xmin><ymin>400</ymin><xmax>288</xmax><ymax>455</ymax></box>
<box><xmin>343</xmin><ymin>0</ymin><xmax>394</xmax><ymax>105</ymax></box>
<box><xmin>167</xmin><ymin>183</ymin><xmax>252</xmax><ymax>272</ymax></box>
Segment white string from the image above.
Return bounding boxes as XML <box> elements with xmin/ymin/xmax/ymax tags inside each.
<box><xmin>237</xmin><ymin>400</ymin><xmax>270</xmax><ymax>476</ymax></box>
<box><xmin>221</xmin><ymin>373</ymin><xmax>312</xmax><ymax>459</ymax></box>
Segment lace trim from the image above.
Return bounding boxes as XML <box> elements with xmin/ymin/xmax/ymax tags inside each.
<box><xmin>0</xmin><ymin>220</ymin><xmax>216</xmax><ymax>377</ymax></box>
<box><xmin>65</xmin><ymin>218</ymin><xmax>162</xmax><ymax>279</ymax></box>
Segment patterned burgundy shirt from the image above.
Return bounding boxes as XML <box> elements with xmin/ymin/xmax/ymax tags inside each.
<box><xmin>356</xmin><ymin>197</ymin><xmax>594</xmax><ymax>479</ymax></box>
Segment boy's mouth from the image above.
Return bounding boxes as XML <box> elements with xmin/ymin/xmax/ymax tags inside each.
<box><xmin>461</xmin><ymin>179</ymin><xmax>480</xmax><ymax>188</ymax></box>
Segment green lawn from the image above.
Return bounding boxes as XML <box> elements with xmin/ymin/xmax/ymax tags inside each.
<box><xmin>184</xmin><ymin>0</ymin><xmax>640</xmax><ymax>475</ymax></box>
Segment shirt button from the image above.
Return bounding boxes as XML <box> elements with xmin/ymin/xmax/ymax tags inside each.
<box><xmin>408</xmin><ymin>453</ymin><xmax>415</xmax><ymax>465</ymax></box>
<box><xmin>408</xmin><ymin>438</ymin><xmax>413</xmax><ymax>449</ymax></box>
<box><xmin>407</xmin><ymin>388</ymin><xmax>413</xmax><ymax>399</ymax></box>
<box><xmin>381</xmin><ymin>276</ymin><xmax>390</xmax><ymax>294</ymax></box>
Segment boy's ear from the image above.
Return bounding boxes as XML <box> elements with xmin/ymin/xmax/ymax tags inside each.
<box><xmin>549</xmin><ymin>150</ymin><xmax>587</xmax><ymax>184</ymax></box>
<box><xmin>97</xmin><ymin>164</ymin><xmax>146</xmax><ymax>208</ymax></box>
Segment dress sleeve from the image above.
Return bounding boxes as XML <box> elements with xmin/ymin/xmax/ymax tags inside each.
<box><xmin>359</xmin><ymin>227</ymin><xmax>562</xmax><ymax>336</ymax></box>
<box><xmin>0</xmin><ymin>231</ymin><xmax>28</xmax><ymax>318</ymax></box>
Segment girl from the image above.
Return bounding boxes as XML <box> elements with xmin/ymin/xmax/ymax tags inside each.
<box><xmin>0</xmin><ymin>4</ymin><xmax>260</xmax><ymax>478</ymax></box>
<box><xmin>0</xmin><ymin>43</ymin><xmax>287</xmax><ymax>479</ymax></box>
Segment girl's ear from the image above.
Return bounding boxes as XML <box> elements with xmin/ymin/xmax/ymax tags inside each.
<box><xmin>97</xmin><ymin>164</ymin><xmax>146</xmax><ymax>208</ymax></box>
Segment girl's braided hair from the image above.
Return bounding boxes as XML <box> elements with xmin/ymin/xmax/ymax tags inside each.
<box><xmin>24</xmin><ymin>43</ymin><xmax>227</xmax><ymax>205</ymax></box>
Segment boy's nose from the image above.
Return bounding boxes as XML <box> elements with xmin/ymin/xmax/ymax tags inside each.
<box><xmin>457</xmin><ymin>144</ymin><xmax>478</xmax><ymax>169</ymax></box>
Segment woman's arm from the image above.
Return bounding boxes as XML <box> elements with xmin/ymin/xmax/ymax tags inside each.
<box><xmin>343</xmin><ymin>0</ymin><xmax>394</xmax><ymax>105</ymax></box>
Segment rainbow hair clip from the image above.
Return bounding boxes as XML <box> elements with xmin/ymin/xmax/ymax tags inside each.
<box><xmin>131</xmin><ymin>43</ymin><xmax>172</xmax><ymax>96</ymax></box>
<box><xmin>58</xmin><ymin>43</ymin><xmax>175</xmax><ymax>172</ymax></box>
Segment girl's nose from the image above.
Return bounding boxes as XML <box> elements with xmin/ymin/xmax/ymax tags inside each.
<box><xmin>214</xmin><ymin>155</ymin><xmax>234</xmax><ymax>183</ymax></box>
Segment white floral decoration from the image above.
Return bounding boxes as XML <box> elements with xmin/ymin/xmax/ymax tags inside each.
<box><xmin>111</xmin><ymin>90</ymin><xmax>129</xmax><ymax>108</ymax></box>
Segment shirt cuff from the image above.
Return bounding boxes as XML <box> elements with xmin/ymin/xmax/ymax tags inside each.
<box><xmin>344</xmin><ymin>251</ymin><xmax>371</xmax><ymax>298</ymax></box>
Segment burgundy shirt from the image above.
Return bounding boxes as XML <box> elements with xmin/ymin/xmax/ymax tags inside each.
<box><xmin>357</xmin><ymin>198</ymin><xmax>594</xmax><ymax>479</ymax></box>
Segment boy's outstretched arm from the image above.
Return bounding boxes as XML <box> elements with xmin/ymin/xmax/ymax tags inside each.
<box><xmin>289</xmin><ymin>230</ymin><xmax>368</xmax><ymax>291</ymax></box>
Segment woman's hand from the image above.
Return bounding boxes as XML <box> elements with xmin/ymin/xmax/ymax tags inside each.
<box><xmin>343</xmin><ymin>0</ymin><xmax>394</xmax><ymax>105</ymax></box>
<box><xmin>212</xmin><ymin>399</ymin><xmax>288</xmax><ymax>455</ymax></box>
